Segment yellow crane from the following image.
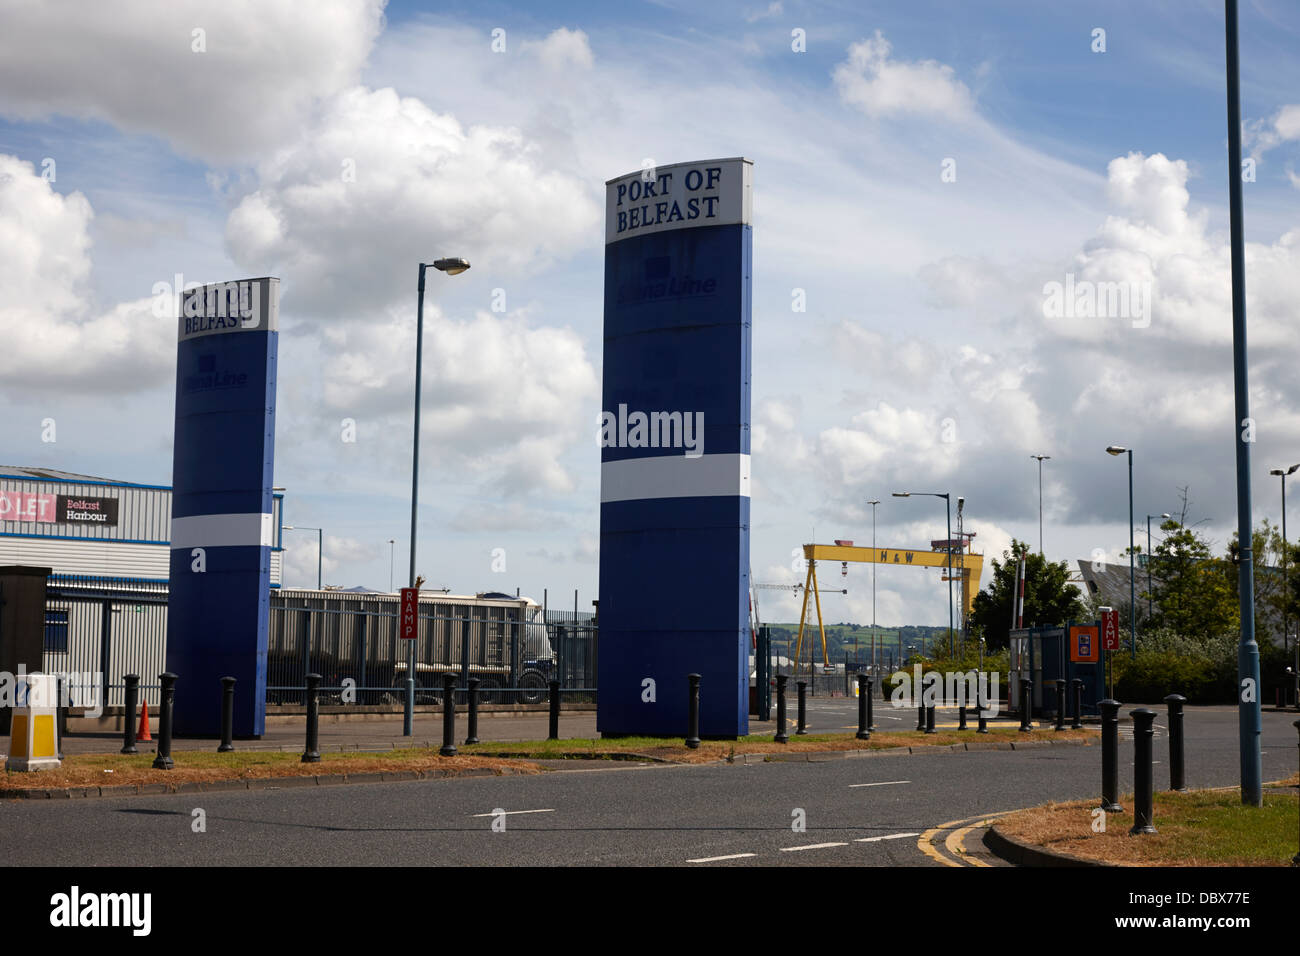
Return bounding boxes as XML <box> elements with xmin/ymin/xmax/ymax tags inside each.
<box><xmin>793</xmin><ymin>542</ymin><xmax>983</xmax><ymax>670</ymax></box>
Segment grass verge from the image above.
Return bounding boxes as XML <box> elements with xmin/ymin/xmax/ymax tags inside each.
<box><xmin>0</xmin><ymin>748</ymin><xmax>542</xmax><ymax>792</ymax></box>
<box><xmin>1</xmin><ymin>725</ymin><xmax>1095</xmax><ymax>791</ymax></box>
<box><xmin>995</xmin><ymin>779</ymin><xmax>1299</xmax><ymax>866</ymax></box>
<box><xmin>460</xmin><ymin>725</ymin><xmax>1094</xmax><ymax>764</ymax></box>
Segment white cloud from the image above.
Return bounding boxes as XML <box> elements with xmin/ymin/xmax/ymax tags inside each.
<box><xmin>283</xmin><ymin>533</ymin><xmax>376</xmax><ymax>588</ymax></box>
<box><xmin>833</xmin><ymin>30</ymin><xmax>974</xmax><ymax>120</ymax></box>
<box><xmin>225</xmin><ymin>85</ymin><xmax>601</xmax><ymax>317</ymax></box>
<box><xmin>525</xmin><ymin>28</ymin><xmax>594</xmax><ymax>72</ymax></box>
<box><xmin>745</xmin><ymin>2</ymin><xmax>783</xmax><ymax>23</ymax></box>
<box><xmin>0</xmin><ymin>155</ymin><xmax>172</xmax><ymax>392</ymax></box>
<box><xmin>0</xmin><ymin>0</ymin><xmax>384</xmax><ymax>163</ymax></box>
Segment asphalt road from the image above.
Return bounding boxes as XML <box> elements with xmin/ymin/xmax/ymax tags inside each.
<box><xmin>4</xmin><ymin>706</ymin><xmax>1295</xmax><ymax>867</ymax></box>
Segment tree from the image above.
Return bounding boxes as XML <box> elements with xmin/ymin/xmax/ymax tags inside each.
<box><xmin>1225</xmin><ymin>518</ymin><xmax>1287</xmax><ymax>645</ymax></box>
<box><xmin>1146</xmin><ymin>522</ymin><xmax>1236</xmax><ymax>642</ymax></box>
<box><xmin>971</xmin><ymin>539</ymin><xmax>1085</xmax><ymax>651</ymax></box>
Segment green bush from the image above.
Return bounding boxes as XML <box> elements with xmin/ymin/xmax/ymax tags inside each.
<box><xmin>1113</xmin><ymin>651</ymin><xmax>1234</xmax><ymax>704</ymax></box>
<box><xmin>1112</xmin><ymin>628</ymin><xmax>1294</xmax><ymax>704</ymax></box>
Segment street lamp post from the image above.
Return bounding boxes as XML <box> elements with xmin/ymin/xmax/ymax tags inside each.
<box><xmin>1225</xmin><ymin>0</ymin><xmax>1262</xmax><ymax>805</ymax></box>
<box><xmin>1031</xmin><ymin>455</ymin><xmax>1050</xmax><ymax>556</ymax></box>
<box><xmin>1270</xmin><ymin>464</ymin><xmax>1299</xmax><ymax>705</ymax></box>
<box><xmin>1145</xmin><ymin>513</ymin><xmax>1170</xmax><ymax>619</ymax></box>
<box><xmin>388</xmin><ymin>539</ymin><xmax>395</xmax><ymax>593</ymax></box>
<box><xmin>1105</xmin><ymin>446</ymin><xmax>1136</xmax><ymax>661</ymax></box>
<box><xmin>283</xmin><ymin>525</ymin><xmax>322</xmax><ymax>589</ymax></box>
<box><xmin>893</xmin><ymin>491</ymin><xmax>953</xmax><ymax>656</ymax></box>
<box><xmin>868</xmin><ymin>499</ymin><xmax>880</xmax><ymax>673</ymax></box>
<box><xmin>407</xmin><ymin>257</ymin><xmax>470</xmax><ymax>737</ymax></box>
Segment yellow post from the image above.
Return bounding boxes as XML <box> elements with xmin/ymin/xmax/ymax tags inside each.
<box><xmin>811</xmin><ymin>559</ymin><xmax>828</xmax><ymax>667</ymax></box>
<box><xmin>794</xmin><ymin>555</ymin><xmax>815</xmax><ymax>672</ymax></box>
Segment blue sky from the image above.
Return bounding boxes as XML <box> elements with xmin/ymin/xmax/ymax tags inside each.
<box><xmin>2</xmin><ymin>0</ymin><xmax>1299</xmax><ymax>628</ymax></box>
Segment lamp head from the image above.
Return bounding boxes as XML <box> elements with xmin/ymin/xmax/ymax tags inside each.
<box><xmin>892</xmin><ymin>492</ymin><xmax>910</xmax><ymax>498</ymax></box>
<box><xmin>432</xmin><ymin>257</ymin><xmax>471</xmax><ymax>275</ymax></box>
<box><xmin>1105</xmin><ymin>445</ymin><xmax>1127</xmax><ymax>456</ymax></box>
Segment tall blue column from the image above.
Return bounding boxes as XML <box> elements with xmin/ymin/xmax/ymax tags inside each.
<box><xmin>166</xmin><ymin>278</ymin><xmax>279</xmax><ymax>738</ymax></box>
<box><xmin>597</xmin><ymin>159</ymin><xmax>753</xmax><ymax>738</ymax></box>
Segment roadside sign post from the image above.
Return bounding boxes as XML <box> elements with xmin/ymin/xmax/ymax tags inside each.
<box><xmin>1100</xmin><ymin>606</ymin><xmax>1120</xmax><ymax>699</ymax></box>
<box><xmin>400</xmin><ymin>587</ymin><xmax>418</xmax><ymax>735</ymax></box>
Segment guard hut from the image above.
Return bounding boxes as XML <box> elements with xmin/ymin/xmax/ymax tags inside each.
<box><xmin>1011</xmin><ymin>623</ymin><xmax>1103</xmax><ymax>719</ymax></box>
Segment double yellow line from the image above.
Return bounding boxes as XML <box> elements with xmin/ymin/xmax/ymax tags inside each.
<box><xmin>918</xmin><ymin>811</ymin><xmax>1013</xmax><ymax>867</ymax></box>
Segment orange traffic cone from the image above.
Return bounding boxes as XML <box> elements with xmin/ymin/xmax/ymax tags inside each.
<box><xmin>137</xmin><ymin>698</ymin><xmax>152</xmax><ymax>742</ymax></box>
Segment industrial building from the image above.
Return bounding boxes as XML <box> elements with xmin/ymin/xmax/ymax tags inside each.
<box><xmin>0</xmin><ymin>465</ymin><xmax>283</xmax><ymax>585</ymax></box>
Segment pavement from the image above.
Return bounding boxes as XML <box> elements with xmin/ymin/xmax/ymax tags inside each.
<box><xmin>4</xmin><ymin>703</ymin><xmax>1295</xmax><ymax>866</ymax></box>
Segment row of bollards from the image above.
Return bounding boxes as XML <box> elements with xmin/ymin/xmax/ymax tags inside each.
<box><xmin>1098</xmin><ymin>694</ymin><xmax>1191</xmax><ymax>834</ymax></box>
<box><xmin>119</xmin><ymin>672</ymin><xmax>177</xmax><ymax>769</ymax></box>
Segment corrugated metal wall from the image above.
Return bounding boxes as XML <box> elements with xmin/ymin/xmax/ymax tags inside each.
<box><xmin>0</xmin><ymin>477</ymin><xmax>170</xmax><ymax>541</ymax></box>
<box><xmin>1</xmin><ymin>477</ymin><xmax>282</xmax><ymax>584</ymax></box>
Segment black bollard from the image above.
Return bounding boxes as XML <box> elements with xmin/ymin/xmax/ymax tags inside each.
<box><xmin>1071</xmin><ymin>679</ymin><xmax>1084</xmax><ymax>730</ymax></box>
<box><xmin>1054</xmin><ymin>679</ymin><xmax>1067</xmax><ymax>732</ymax></box>
<box><xmin>796</xmin><ymin>680</ymin><xmax>808</xmax><ymax>735</ymax></box>
<box><xmin>865</xmin><ymin>676</ymin><xmax>875</xmax><ymax>731</ymax></box>
<box><xmin>774</xmin><ymin>674</ymin><xmax>789</xmax><ymax>744</ymax></box>
<box><xmin>855</xmin><ymin>674</ymin><xmax>870</xmax><ymax>740</ymax></box>
<box><xmin>957</xmin><ymin>704</ymin><xmax>967</xmax><ymax>731</ymax></box>
<box><xmin>465</xmin><ymin>678</ymin><xmax>480</xmax><ymax>745</ymax></box>
<box><xmin>301</xmin><ymin>672</ymin><xmax>321</xmax><ymax>763</ymax></box>
<box><xmin>548</xmin><ymin>679</ymin><xmax>560</xmax><ymax>741</ymax></box>
<box><xmin>1019</xmin><ymin>678</ymin><xmax>1034</xmax><ymax>732</ymax></box>
<box><xmin>686</xmin><ymin>673</ymin><xmax>701</xmax><ymax>749</ymax></box>
<box><xmin>1293</xmin><ymin>721</ymin><xmax>1300</xmax><ymax>866</ymax></box>
<box><xmin>121</xmin><ymin>673</ymin><xmax>139</xmax><ymax>755</ymax></box>
<box><xmin>218</xmin><ymin>676</ymin><xmax>236</xmax><ymax>753</ymax></box>
<box><xmin>440</xmin><ymin>673</ymin><xmax>458</xmax><ymax>756</ymax></box>
<box><xmin>976</xmin><ymin>685</ymin><xmax>989</xmax><ymax>734</ymax></box>
<box><xmin>55</xmin><ymin>674</ymin><xmax>67</xmax><ymax>758</ymax></box>
<box><xmin>1164</xmin><ymin>693</ymin><xmax>1187</xmax><ymax>792</ymax></box>
<box><xmin>925</xmin><ymin>705</ymin><xmax>936</xmax><ymax>734</ymax></box>
<box><xmin>1099</xmin><ymin>699</ymin><xmax>1123</xmax><ymax>812</ymax></box>
<box><xmin>917</xmin><ymin>699</ymin><xmax>926</xmax><ymax>731</ymax></box>
<box><xmin>1130</xmin><ymin>708</ymin><xmax>1157</xmax><ymax>834</ymax></box>
<box><xmin>152</xmin><ymin>672</ymin><xmax>177</xmax><ymax>770</ymax></box>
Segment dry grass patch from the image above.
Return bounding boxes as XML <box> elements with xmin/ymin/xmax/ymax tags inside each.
<box><xmin>463</xmin><ymin>726</ymin><xmax>1095</xmax><ymax>764</ymax></box>
<box><xmin>996</xmin><ymin>786</ymin><xmax>1299</xmax><ymax>866</ymax></box>
<box><xmin>0</xmin><ymin>748</ymin><xmax>542</xmax><ymax>792</ymax></box>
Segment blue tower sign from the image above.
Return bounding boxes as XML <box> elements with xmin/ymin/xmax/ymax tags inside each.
<box><xmin>598</xmin><ymin>158</ymin><xmax>753</xmax><ymax>737</ymax></box>
<box><xmin>166</xmin><ymin>277</ymin><xmax>279</xmax><ymax>737</ymax></box>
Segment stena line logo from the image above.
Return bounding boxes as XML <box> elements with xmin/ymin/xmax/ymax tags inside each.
<box><xmin>50</xmin><ymin>886</ymin><xmax>151</xmax><ymax>936</ymax></box>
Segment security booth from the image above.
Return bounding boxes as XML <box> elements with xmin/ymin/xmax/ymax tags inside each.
<box><xmin>1008</xmin><ymin>627</ymin><xmax>1042</xmax><ymax>716</ymax></box>
<box><xmin>1014</xmin><ymin>622</ymin><xmax>1104</xmax><ymax>720</ymax></box>
<box><xmin>1064</xmin><ymin>621</ymin><xmax>1103</xmax><ymax>717</ymax></box>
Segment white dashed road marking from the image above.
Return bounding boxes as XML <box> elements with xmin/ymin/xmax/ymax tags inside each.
<box><xmin>780</xmin><ymin>842</ymin><xmax>849</xmax><ymax>852</ymax></box>
<box><xmin>849</xmin><ymin>780</ymin><xmax>910</xmax><ymax>788</ymax></box>
<box><xmin>686</xmin><ymin>853</ymin><xmax>758</xmax><ymax>863</ymax></box>
<box><xmin>470</xmin><ymin>808</ymin><xmax>556</xmax><ymax>817</ymax></box>
<box><xmin>855</xmin><ymin>832</ymin><xmax>920</xmax><ymax>843</ymax></box>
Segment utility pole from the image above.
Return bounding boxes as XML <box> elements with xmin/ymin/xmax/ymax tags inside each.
<box><xmin>868</xmin><ymin>499</ymin><xmax>880</xmax><ymax>673</ymax></box>
<box><xmin>1031</xmin><ymin>455</ymin><xmax>1050</xmax><ymax>556</ymax></box>
<box><xmin>1224</xmin><ymin>0</ymin><xmax>1262</xmax><ymax>806</ymax></box>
